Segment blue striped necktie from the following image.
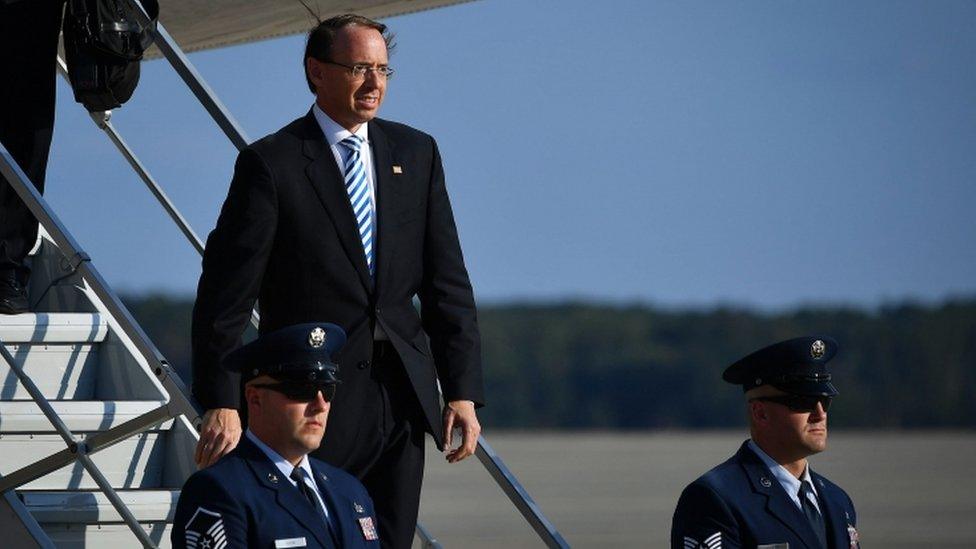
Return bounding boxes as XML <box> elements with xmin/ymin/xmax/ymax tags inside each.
<box><xmin>338</xmin><ymin>135</ymin><xmax>374</xmax><ymax>276</ymax></box>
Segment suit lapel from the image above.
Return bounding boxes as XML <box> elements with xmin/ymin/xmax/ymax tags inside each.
<box><xmin>369</xmin><ymin>120</ymin><xmax>399</xmax><ymax>295</ymax></box>
<box><xmin>813</xmin><ymin>473</ymin><xmax>850</xmax><ymax>549</ymax></box>
<box><xmin>737</xmin><ymin>443</ymin><xmax>820</xmax><ymax>549</ymax></box>
<box><xmin>301</xmin><ymin>111</ymin><xmax>373</xmax><ymax>292</ymax></box>
<box><xmin>240</xmin><ymin>437</ymin><xmax>334</xmax><ymax>548</ymax></box>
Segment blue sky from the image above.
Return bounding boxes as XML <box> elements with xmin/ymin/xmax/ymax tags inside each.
<box><xmin>44</xmin><ymin>0</ymin><xmax>976</xmax><ymax>308</ymax></box>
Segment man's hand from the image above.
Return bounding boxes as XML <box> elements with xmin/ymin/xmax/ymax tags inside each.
<box><xmin>194</xmin><ymin>408</ymin><xmax>242</xmax><ymax>468</ymax></box>
<box><xmin>442</xmin><ymin>400</ymin><xmax>480</xmax><ymax>463</ymax></box>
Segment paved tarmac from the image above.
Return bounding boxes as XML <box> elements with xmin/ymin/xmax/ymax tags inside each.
<box><xmin>415</xmin><ymin>431</ymin><xmax>976</xmax><ymax>547</ymax></box>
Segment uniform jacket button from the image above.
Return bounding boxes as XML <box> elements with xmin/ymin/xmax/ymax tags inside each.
<box><xmin>357</xmin><ymin>360</ymin><xmax>370</xmax><ymax>370</ymax></box>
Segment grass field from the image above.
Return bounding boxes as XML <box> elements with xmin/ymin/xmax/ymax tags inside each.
<box><xmin>415</xmin><ymin>431</ymin><xmax>976</xmax><ymax>547</ymax></box>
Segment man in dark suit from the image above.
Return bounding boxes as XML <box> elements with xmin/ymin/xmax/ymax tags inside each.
<box><xmin>0</xmin><ymin>0</ymin><xmax>65</xmax><ymax>314</ymax></box>
<box><xmin>190</xmin><ymin>14</ymin><xmax>485</xmax><ymax>548</ymax></box>
<box><xmin>174</xmin><ymin>322</ymin><xmax>381</xmax><ymax>548</ymax></box>
<box><xmin>671</xmin><ymin>336</ymin><xmax>861</xmax><ymax>549</ymax></box>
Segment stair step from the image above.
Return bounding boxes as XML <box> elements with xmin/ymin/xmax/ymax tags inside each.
<box><xmin>21</xmin><ymin>489</ymin><xmax>179</xmax><ymax>523</ymax></box>
<box><xmin>1</xmin><ymin>430</ymin><xmax>171</xmax><ymax>490</ymax></box>
<box><xmin>0</xmin><ymin>342</ymin><xmax>100</xmax><ymax>399</ymax></box>
<box><xmin>0</xmin><ymin>313</ymin><xmax>108</xmax><ymax>344</ymax></box>
<box><xmin>0</xmin><ymin>415</ymin><xmax>198</xmax><ymax>491</ymax></box>
<box><xmin>0</xmin><ymin>400</ymin><xmax>167</xmax><ymax>433</ymax></box>
<box><xmin>41</xmin><ymin>523</ymin><xmax>172</xmax><ymax>548</ymax></box>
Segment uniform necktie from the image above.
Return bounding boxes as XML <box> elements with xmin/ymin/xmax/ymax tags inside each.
<box><xmin>338</xmin><ymin>135</ymin><xmax>374</xmax><ymax>276</ymax></box>
<box><xmin>291</xmin><ymin>466</ymin><xmax>337</xmax><ymax>542</ymax></box>
<box><xmin>799</xmin><ymin>480</ymin><xmax>827</xmax><ymax>549</ymax></box>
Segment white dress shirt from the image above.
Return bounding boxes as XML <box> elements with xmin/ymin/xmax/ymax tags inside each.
<box><xmin>312</xmin><ymin>103</ymin><xmax>377</xmax><ymax>238</ymax></box>
<box><xmin>312</xmin><ymin>104</ymin><xmax>389</xmax><ymax>340</ymax></box>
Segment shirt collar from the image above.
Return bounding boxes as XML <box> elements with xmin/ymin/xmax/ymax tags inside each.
<box><xmin>747</xmin><ymin>439</ymin><xmax>816</xmax><ymax>496</ymax></box>
<box><xmin>245</xmin><ymin>429</ymin><xmax>313</xmax><ymax>485</ymax></box>
<box><xmin>313</xmin><ymin>103</ymin><xmax>369</xmax><ymax>147</ymax></box>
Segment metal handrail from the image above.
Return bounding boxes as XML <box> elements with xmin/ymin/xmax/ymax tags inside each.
<box><xmin>81</xmin><ymin>105</ymin><xmax>206</xmax><ymax>255</ymax></box>
<box><xmin>144</xmin><ymin>21</ymin><xmax>250</xmax><ymax>149</ymax></box>
<box><xmin>415</xmin><ymin>522</ymin><xmax>443</xmax><ymax>549</ymax></box>
<box><xmin>0</xmin><ymin>142</ymin><xmax>203</xmax><ymax>548</ymax></box>
<box><xmin>53</xmin><ymin>1</ymin><xmax>569</xmax><ymax>545</ymax></box>
<box><xmin>477</xmin><ymin>436</ymin><xmax>570</xmax><ymax>548</ymax></box>
<box><xmin>0</xmin><ymin>338</ymin><xmax>155</xmax><ymax>547</ymax></box>
<box><xmin>0</xmin><ymin>147</ymin><xmax>199</xmax><ymax>419</ymax></box>
<box><xmin>0</xmin><ymin>146</ymin><xmax>200</xmax><ymax>427</ymax></box>
<box><xmin>53</xmin><ymin>57</ymin><xmax>263</xmax><ymax>331</ymax></box>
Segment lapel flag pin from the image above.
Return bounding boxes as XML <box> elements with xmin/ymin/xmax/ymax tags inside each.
<box><xmin>392</xmin><ymin>165</ymin><xmax>403</xmax><ymax>174</ymax></box>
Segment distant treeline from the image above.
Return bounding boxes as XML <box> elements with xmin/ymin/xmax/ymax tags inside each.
<box><xmin>123</xmin><ymin>296</ymin><xmax>976</xmax><ymax>429</ymax></box>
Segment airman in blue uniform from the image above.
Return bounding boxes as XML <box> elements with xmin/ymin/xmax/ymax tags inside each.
<box><xmin>671</xmin><ymin>336</ymin><xmax>860</xmax><ymax>549</ymax></box>
<box><xmin>173</xmin><ymin>323</ymin><xmax>381</xmax><ymax>548</ymax></box>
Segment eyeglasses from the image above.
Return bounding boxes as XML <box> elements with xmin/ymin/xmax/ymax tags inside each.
<box><xmin>324</xmin><ymin>60</ymin><xmax>395</xmax><ymax>79</ymax></box>
<box><xmin>749</xmin><ymin>394</ymin><xmax>832</xmax><ymax>413</ymax></box>
<box><xmin>252</xmin><ymin>381</ymin><xmax>337</xmax><ymax>402</ymax></box>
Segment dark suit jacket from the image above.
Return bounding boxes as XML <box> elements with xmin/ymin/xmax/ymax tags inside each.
<box><xmin>172</xmin><ymin>435</ymin><xmax>380</xmax><ymax>548</ymax></box>
<box><xmin>191</xmin><ymin>111</ymin><xmax>483</xmax><ymax>450</ymax></box>
<box><xmin>671</xmin><ymin>441</ymin><xmax>860</xmax><ymax>549</ymax></box>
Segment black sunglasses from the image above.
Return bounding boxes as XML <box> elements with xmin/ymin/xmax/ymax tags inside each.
<box><xmin>252</xmin><ymin>381</ymin><xmax>337</xmax><ymax>402</ymax></box>
<box><xmin>749</xmin><ymin>394</ymin><xmax>832</xmax><ymax>413</ymax></box>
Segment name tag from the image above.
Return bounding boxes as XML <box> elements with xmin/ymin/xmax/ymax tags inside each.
<box><xmin>757</xmin><ymin>544</ymin><xmax>789</xmax><ymax>549</ymax></box>
<box><xmin>274</xmin><ymin>537</ymin><xmax>307</xmax><ymax>548</ymax></box>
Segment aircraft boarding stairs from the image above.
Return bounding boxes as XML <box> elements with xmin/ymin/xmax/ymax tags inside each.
<box><xmin>0</xmin><ymin>230</ymin><xmax>196</xmax><ymax>547</ymax></box>
<box><xmin>0</xmin><ymin>2</ymin><xmax>570</xmax><ymax>546</ymax></box>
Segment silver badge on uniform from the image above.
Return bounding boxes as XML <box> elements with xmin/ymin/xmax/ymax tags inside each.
<box><xmin>354</xmin><ymin>502</ymin><xmax>365</xmax><ymax>513</ymax></box>
<box><xmin>760</xmin><ymin>476</ymin><xmax>772</xmax><ymax>488</ymax></box>
<box><xmin>810</xmin><ymin>340</ymin><xmax>826</xmax><ymax>359</ymax></box>
<box><xmin>309</xmin><ymin>327</ymin><xmax>327</xmax><ymax>348</ymax></box>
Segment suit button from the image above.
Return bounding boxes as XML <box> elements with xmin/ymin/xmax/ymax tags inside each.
<box><xmin>358</xmin><ymin>360</ymin><xmax>370</xmax><ymax>370</ymax></box>
<box><xmin>374</xmin><ymin>307</ymin><xmax>381</xmax><ymax>315</ymax></box>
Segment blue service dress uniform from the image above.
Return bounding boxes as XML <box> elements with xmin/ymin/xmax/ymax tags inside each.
<box><xmin>173</xmin><ymin>435</ymin><xmax>380</xmax><ymax>548</ymax></box>
<box><xmin>671</xmin><ymin>441</ymin><xmax>860</xmax><ymax>549</ymax></box>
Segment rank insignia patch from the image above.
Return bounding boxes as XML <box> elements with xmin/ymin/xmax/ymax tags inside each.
<box><xmin>358</xmin><ymin>516</ymin><xmax>379</xmax><ymax>541</ymax></box>
<box><xmin>683</xmin><ymin>531</ymin><xmax>721</xmax><ymax>548</ymax></box>
<box><xmin>847</xmin><ymin>524</ymin><xmax>860</xmax><ymax>547</ymax></box>
<box><xmin>185</xmin><ymin>506</ymin><xmax>228</xmax><ymax>549</ymax></box>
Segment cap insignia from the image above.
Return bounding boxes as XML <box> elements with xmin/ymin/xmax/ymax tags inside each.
<box><xmin>810</xmin><ymin>339</ymin><xmax>826</xmax><ymax>359</ymax></box>
<box><xmin>309</xmin><ymin>327</ymin><xmax>327</xmax><ymax>348</ymax></box>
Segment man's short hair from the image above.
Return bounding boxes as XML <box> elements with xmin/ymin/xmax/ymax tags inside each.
<box><xmin>303</xmin><ymin>14</ymin><xmax>396</xmax><ymax>93</ymax></box>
